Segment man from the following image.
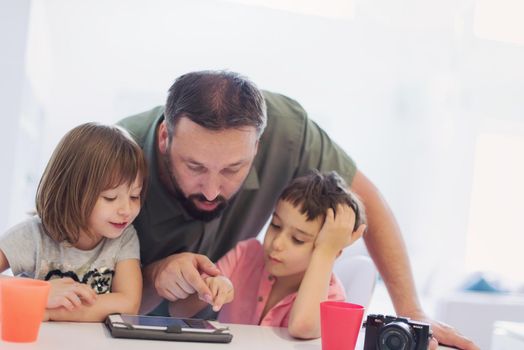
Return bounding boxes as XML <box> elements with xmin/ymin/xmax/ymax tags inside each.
<box><xmin>118</xmin><ymin>70</ymin><xmax>478</xmax><ymax>350</ymax></box>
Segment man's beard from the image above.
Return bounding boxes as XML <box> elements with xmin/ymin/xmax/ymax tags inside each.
<box><xmin>162</xmin><ymin>154</ymin><xmax>228</xmax><ymax>222</ymax></box>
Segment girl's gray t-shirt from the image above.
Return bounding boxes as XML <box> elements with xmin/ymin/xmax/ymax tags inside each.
<box><xmin>0</xmin><ymin>216</ymin><xmax>140</xmax><ymax>294</ymax></box>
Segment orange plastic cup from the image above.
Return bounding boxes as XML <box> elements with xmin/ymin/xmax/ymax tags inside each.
<box><xmin>320</xmin><ymin>301</ymin><xmax>365</xmax><ymax>350</ymax></box>
<box><xmin>1</xmin><ymin>278</ymin><xmax>50</xmax><ymax>342</ymax></box>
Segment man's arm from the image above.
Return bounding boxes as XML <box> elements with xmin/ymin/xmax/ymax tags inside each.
<box><xmin>351</xmin><ymin>170</ymin><xmax>478</xmax><ymax>350</ymax></box>
<box><xmin>351</xmin><ymin>170</ymin><xmax>421</xmax><ymax>317</ymax></box>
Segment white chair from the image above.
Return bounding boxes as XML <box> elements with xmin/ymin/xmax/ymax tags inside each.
<box><xmin>333</xmin><ymin>254</ymin><xmax>378</xmax><ymax>309</ymax></box>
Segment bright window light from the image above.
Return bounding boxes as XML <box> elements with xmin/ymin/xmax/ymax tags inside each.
<box><xmin>224</xmin><ymin>0</ymin><xmax>354</xmax><ymax>20</ymax></box>
<box><xmin>474</xmin><ymin>0</ymin><xmax>524</xmax><ymax>45</ymax></box>
<box><xmin>466</xmin><ymin>123</ymin><xmax>524</xmax><ymax>283</ymax></box>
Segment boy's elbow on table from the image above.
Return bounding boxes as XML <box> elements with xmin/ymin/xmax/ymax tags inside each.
<box><xmin>287</xmin><ymin>320</ymin><xmax>321</xmax><ymax>340</ymax></box>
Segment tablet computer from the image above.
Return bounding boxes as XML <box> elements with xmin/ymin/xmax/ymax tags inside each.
<box><xmin>105</xmin><ymin>314</ymin><xmax>232</xmax><ymax>343</ymax></box>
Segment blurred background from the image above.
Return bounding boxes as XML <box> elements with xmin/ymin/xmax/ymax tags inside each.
<box><xmin>1</xmin><ymin>0</ymin><xmax>524</xmax><ymax>347</ymax></box>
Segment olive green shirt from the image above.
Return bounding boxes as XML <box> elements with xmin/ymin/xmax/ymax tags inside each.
<box><xmin>117</xmin><ymin>91</ymin><xmax>356</xmax><ymax>266</ymax></box>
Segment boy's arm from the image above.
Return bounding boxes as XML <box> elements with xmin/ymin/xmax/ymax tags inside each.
<box><xmin>288</xmin><ymin>248</ymin><xmax>337</xmax><ymax>339</ymax></box>
<box><xmin>288</xmin><ymin>206</ymin><xmax>364</xmax><ymax>339</ymax></box>
<box><xmin>351</xmin><ymin>170</ymin><xmax>422</xmax><ymax>317</ymax></box>
<box><xmin>46</xmin><ymin>259</ymin><xmax>142</xmax><ymax>322</ymax></box>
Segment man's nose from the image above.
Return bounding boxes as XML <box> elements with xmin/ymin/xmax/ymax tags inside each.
<box><xmin>200</xmin><ymin>175</ymin><xmax>221</xmax><ymax>201</ymax></box>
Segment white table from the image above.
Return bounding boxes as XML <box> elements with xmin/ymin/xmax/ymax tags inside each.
<box><xmin>0</xmin><ymin>322</ymin><xmax>456</xmax><ymax>349</ymax></box>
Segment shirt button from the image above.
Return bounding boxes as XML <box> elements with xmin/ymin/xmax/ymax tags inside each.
<box><xmin>257</xmin><ymin>296</ymin><xmax>263</xmax><ymax>302</ymax></box>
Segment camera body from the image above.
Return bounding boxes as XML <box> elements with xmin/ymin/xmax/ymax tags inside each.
<box><xmin>363</xmin><ymin>314</ymin><xmax>431</xmax><ymax>350</ymax></box>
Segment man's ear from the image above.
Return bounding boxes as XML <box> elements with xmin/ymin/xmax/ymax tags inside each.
<box><xmin>158</xmin><ymin>121</ymin><xmax>169</xmax><ymax>154</ymax></box>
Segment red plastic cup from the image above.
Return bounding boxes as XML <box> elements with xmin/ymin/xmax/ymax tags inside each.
<box><xmin>320</xmin><ymin>301</ymin><xmax>365</xmax><ymax>350</ymax></box>
<box><xmin>1</xmin><ymin>278</ymin><xmax>50</xmax><ymax>342</ymax></box>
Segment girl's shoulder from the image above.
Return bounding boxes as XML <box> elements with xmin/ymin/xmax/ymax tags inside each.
<box><xmin>3</xmin><ymin>216</ymin><xmax>45</xmax><ymax>238</ymax></box>
<box><xmin>0</xmin><ymin>216</ymin><xmax>48</xmax><ymax>255</ymax></box>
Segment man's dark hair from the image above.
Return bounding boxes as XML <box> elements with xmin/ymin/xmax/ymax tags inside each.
<box><xmin>165</xmin><ymin>70</ymin><xmax>267</xmax><ymax>137</ymax></box>
<box><xmin>280</xmin><ymin>170</ymin><xmax>366</xmax><ymax>231</ymax></box>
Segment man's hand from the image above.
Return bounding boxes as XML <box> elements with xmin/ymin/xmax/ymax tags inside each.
<box><xmin>429</xmin><ymin>319</ymin><xmax>479</xmax><ymax>350</ymax></box>
<box><xmin>203</xmin><ymin>275</ymin><xmax>234</xmax><ymax>312</ymax></box>
<box><xmin>407</xmin><ymin>312</ymin><xmax>479</xmax><ymax>350</ymax></box>
<box><xmin>314</xmin><ymin>204</ymin><xmax>366</xmax><ymax>256</ymax></box>
<box><xmin>47</xmin><ymin>278</ymin><xmax>97</xmax><ymax>310</ymax></box>
<box><xmin>152</xmin><ymin>252</ymin><xmax>221</xmax><ymax>302</ymax></box>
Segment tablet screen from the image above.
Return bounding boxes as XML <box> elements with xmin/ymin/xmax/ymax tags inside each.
<box><xmin>115</xmin><ymin>314</ymin><xmax>217</xmax><ymax>332</ymax></box>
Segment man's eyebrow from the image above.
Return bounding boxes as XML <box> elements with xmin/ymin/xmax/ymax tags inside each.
<box><xmin>183</xmin><ymin>157</ymin><xmax>203</xmax><ymax>165</ymax></box>
<box><xmin>226</xmin><ymin>160</ymin><xmax>247</xmax><ymax>168</ymax></box>
<box><xmin>182</xmin><ymin>157</ymin><xmax>248</xmax><ymax>168</ymax></box>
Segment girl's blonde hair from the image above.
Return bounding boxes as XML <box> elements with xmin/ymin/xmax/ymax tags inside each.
<box><xmin>36</xmin><ymin>122</ymin><xmax>148</xmax><ymax>244</ymax></box>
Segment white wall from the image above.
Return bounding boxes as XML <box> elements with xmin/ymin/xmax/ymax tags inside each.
<box><xmin>0</xmin><ymin>0</ymin><xmax>31</xmax><ymax>233</ymax></box>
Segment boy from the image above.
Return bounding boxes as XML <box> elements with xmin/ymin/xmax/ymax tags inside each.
<box><xmin>169</xmin><ymin>170</ymin><xmax>366</xmax><ymax>339</ymax></box>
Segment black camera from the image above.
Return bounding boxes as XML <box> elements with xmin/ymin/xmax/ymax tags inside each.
<box><xmin>363</xmin><ymin>314</ymin><xmax>431</xmax><ymax>350</ymax></box>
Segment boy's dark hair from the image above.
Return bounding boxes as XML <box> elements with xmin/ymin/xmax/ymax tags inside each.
<box><xmin>280</xmin><ymin>170</ymin><xmax>366</xmax><ymax>231</ymax></box>
<box><xmin>165</xmin><ymin>70</ymin><xmax>267</xmax><ymax>138</ymax></box>
<box><xmin>36</xmin><ymin>122</ymin><xmax>148</xmax><ymax>244</ymax></box>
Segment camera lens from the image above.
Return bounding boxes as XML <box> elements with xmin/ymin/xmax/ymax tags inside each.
<box><xmin>377</xmin><ymin>322</ymin><xmax>416</xmax><ymax>350</ymax></box>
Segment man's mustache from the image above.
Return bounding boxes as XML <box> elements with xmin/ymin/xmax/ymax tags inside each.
<box><xmin>188</xmin><ymin>194</ymin><xmax>226</xmax><ymax>204</ymax></box>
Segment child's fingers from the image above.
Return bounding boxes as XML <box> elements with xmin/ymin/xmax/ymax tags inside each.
<box><xmin>212</xmin><ymin>301</ymin><xmax>223</xmax><ymax>311</ymax></box>
<box><xmin>349</xmin><ymin>224</ymin><xmax>366</xmax><ymax>245</ymax></box>
<box><xmin>317</xmin><ymin>208</ymin><xmax>335</xmax><ymax>239</ymax></box>
<box><xmin>212</xmin><ymin>289</ymin><xmax>230</xmax><ymax>312</ymax></box>
<box><xmin>57</xmin><ymin>297</ymin><xmax>75</xmax><ymax>311</ymax></box>
<box><xmin>210</xmin><ymin>279</ymin><xmax>220</xmax><ymax>300</ymax></box>
<box><xmin>74</xmin><ymin>283</ymin><xmax>97</xmax><ymax>304</ymax></box>
<box><xmin>65</xmin><ymin>290</ymin><xmax>83</xmax><ymax>308</ymax></box>
<box><xmin>212</xmin><ymin>278</ymin><xmax>234</xmax><ymax>311</ymax></box>
<box><xmin>325</xmin><ymin>208</ymin><xmax>335</xmax><ymax>224</ymax></box>
<box><xmin>46</xmin><ymin>297</ymin><xmax>60</xmax><ymax>309</ymax></box>
<box><xmin>199</xmin><ymin>278</ymin><xmax>218</xmax><ymax>304</ymax></box>
<box><xmin>354</xmin><ymin>224</ymin><xmax>366</xmax><ymax>238</ymax></box>
<box><xmin>338</xmin><ymin>203</ymin><xmax>356</xmax><ymax>225</ymax></box>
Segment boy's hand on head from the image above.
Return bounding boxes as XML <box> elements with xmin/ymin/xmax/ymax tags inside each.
<box><xmin>315</xmin><ymin>204</ymin><xmax>366</xmax><ymax>256</ymax></box>
<box><xmin>202</xmin><ymin>276</ymin><xmax>234</xmax><ymax>312</ymax></box>
<box><xmin>47</xmin><ymin>278</ymin><xmax>97</xmax><ymax>311</ymax></box>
